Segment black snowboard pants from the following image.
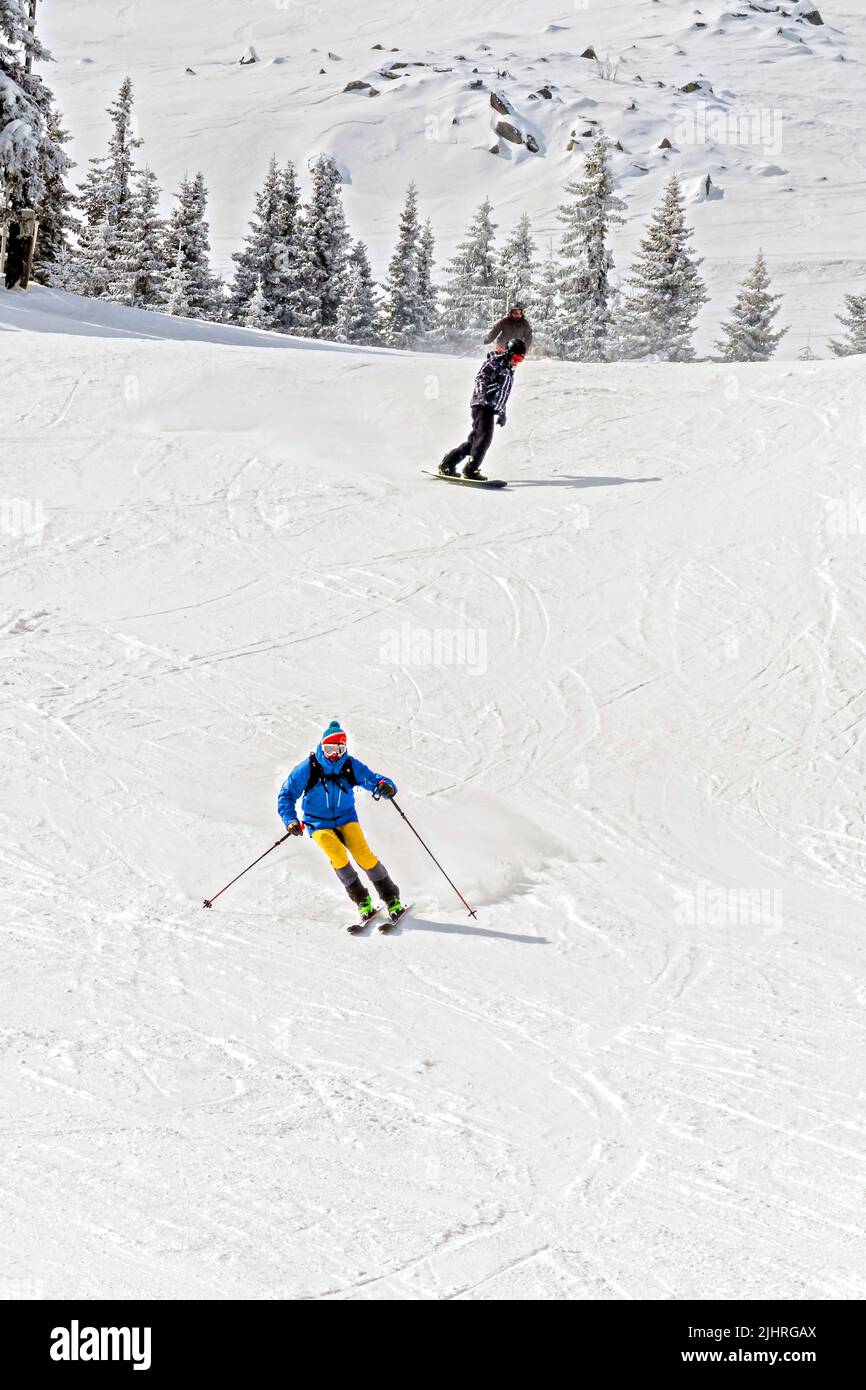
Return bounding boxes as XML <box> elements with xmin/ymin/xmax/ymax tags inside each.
<box><xmin>442</xmin><ymin>404</ymin><xmax>496</xmax><ymax>471</ymax></box>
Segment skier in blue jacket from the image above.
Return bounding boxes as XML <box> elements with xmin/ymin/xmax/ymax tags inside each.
<box><xmin>278</xmin><ymin>720</ymin><xmax>403</xmax><ymax>922</ymax></box>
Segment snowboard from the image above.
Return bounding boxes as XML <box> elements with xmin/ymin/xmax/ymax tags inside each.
<box><xmin>422</xmin><ymin>470</ymin><xmax>507</xmax><ymax>490</ymax></box>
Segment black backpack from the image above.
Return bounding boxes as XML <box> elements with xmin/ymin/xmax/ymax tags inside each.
<box><xmin>304</xmin><ymin>753</ymin><xmax>357</xmax><ymax>797</ymax></box>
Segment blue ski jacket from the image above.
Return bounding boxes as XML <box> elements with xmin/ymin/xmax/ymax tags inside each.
<box><xmin>277</xmin><ymin>743</ymin><xmax>395</xmax><ymax>832</ymax></box>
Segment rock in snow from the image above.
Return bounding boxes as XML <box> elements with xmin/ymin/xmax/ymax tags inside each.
<box><xmin>496</xmin><ymin>120</ymin><xmax>524</xmax><ymax>145</ymax></box>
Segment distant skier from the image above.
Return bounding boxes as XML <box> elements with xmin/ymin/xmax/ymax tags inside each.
<box><xmin>277</xmin><ymin>720</ymin><xmax>404</xmax><ymax>923</ymax></box>
<box><xmin>484</xmin><ymin>304</ymin><xmax>533</xmax><ymax>354</ymax></box>
<box><xmin>439</xmin><ymin>337</ymin><xmax>526</xmax><ymax>480</ymax></box>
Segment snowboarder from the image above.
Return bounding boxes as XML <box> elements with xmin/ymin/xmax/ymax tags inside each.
<box><xmin>439</xmin><ymin>337</ymin><xmax>526</xmax><ymax>480</ymax></box>
<box><xmin>277</xmin><ymin>720</ymin><xmax>404</xmax><ymax>924</ymax></box>
<box><xmin>484</xmin><ymin>304</ymin><xmax>533</xmax><ymax>354</ymax></box>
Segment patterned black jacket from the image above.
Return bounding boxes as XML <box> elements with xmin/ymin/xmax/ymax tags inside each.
<box><xmin>470</xmin><ymin>352</ymin><xmax>515</xmax><ymax>422</ymax></box>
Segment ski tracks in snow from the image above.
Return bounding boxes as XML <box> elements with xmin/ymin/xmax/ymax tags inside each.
<box><xmin>2</xmin><ymin>325</ymin><xmax>866</xmax><ymax>1298</ymax></box>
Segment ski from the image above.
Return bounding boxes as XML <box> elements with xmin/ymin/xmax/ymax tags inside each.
<box><xmin>422</xmin><ymin>470</ymin><xmax>507</xmax><ymax>490</ymax></box>
<box><xmin>379</xmin><ymin>902</ymin><xmax>414</xmax><ymax>932</ymax></box>
<box><xmin>346</xmin><ymin>907</ymin><xmax>387</xmax><ymax>934</ymax></box>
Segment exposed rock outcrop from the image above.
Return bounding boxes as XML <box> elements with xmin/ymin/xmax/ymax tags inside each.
<box><xmin>496</xmin><ymin>120</ymin><xmax>524</xmax><ymax>145</ymax></box>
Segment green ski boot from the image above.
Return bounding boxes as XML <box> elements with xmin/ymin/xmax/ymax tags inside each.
<box><xmin>379</xmin><ymin>896</ymin><xmax>411</xmax><ymax>931</ymax></box>
<box><xmin>358</xmin><ymin>893</ymin><xmax>377</xmax><ymax>922</ymax></box>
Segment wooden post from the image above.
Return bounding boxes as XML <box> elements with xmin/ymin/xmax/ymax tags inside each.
<box><xmin>3</xmin><ymin>209</ymin><xmax>39</xmax><ymax>289</ymax></box>
<box><xmin>20</xmin><ymin>210</ymin><xmax>39</xmax><ymax>289</ymax></box>
<box><xmin>18</xmin><ymin>6</ymin><xmax>42</xmax><ymax>284</ymax></box>
<box><xmin>0</xmin><ymin>173</ymin><xmax>9</xmax><ymax>286</ymax></box>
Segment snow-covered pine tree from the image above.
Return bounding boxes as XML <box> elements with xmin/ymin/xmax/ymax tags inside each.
<box><xmin>286</xmin><ymin>154</ymin><xmax>349</xmax><ymax>338</ymax></box>
<box><xmin>616</xmin><ymin>174</ymin><xmax>707</xmax><ymax>362</ymax></box>
<box><xmin>64</xmin><ymin>77</ymin><xmax>141</xmax><ymax>296</ymax></box>
<box><xmin>164</xmin><ymin>172</ymin><xmax>222</xmax><ymax>320</ymax></box>
<box><xmin>441</xmin><ymin>197</ymin><xmax>498</xmax><ymax>345</ymax></box>
<box><xmin>31</xmin><ymin>91</ymin><xmax>76</xmax><ymax>278</ymax></box>
<box><xmin>230</xmin><ymin>157</ymin><xmax>301</xmax><ymax>329</ymax></box>
<box><xmin>532</xmin><ymin>246</ymin><xmax>561</xmax><ymax>357</ymax></box>
<box><xmin>0</xmin><ymin>0</ymin><xmax>74</xmax><ymax>279</ymax></box>
<box><xmin>335</xmin><ymin>240</ymin><xmax>380</xmax><ymax>345</ymax></box>
<box><xmin>80</xmin><ymin>77</ymin><xmax>139</xmax><ymax>233</ymax></box>
<box><xmin>497</xmin><ymin>212</ymin><xmax>538</xmax><ymax>313</ymax></box>
<box><xmin>243</xmin><ymin>274</ymin><xmax>268</xmax><ymax>329</ymax></box>
<box><xmin>716</xmin><ymin>251</ymin><xmax>786</xmax><ymax>362</ymax></box>
<box><xmin>556</xmin><ymin>131</ymin><xmax>626</xmax><ymax>361</ymax></box>
<box><xmin>98</xmin><ymin>76</ymin><xmax>140</xmax><ymax>225</ymax></box>
<box><xmin>1</xmin><ymin>0</ymin><xmax>45</xmax><ymax>209</ymax></box>
<box><xmin>415</xmin><ymin>218</ymin><xmax>438</xmax><ymax>338</ymax></box>
<box><xmin>74</xmin><ymin>162</ymin><xmax>107</xmax><ymax>241</ymax></box>
<box><xmin>60</xmin><ymin>150</ymin><xmax>112</xmax><ymax>295</ymax></box>
<box><xmin>269</xmin><ymin>159</ymin><xmax>300</xmax><ymax>332</ymax></box>
<box><xmin>381</xmin><ymin>182</ymin><xmax>421</xmax><ymax>347</ymax></box>
<box><xmin>283</xmin><ymin>206</ymin><xmax>317</xmax><ymax>336</ymax></box>
<box><xmin>230</xmin><ymin>156</ymin><xmax>281</xmax><ymax>320</ymax></box>
<box><xmin>110</xmin><ymin>167</ymin><xmax>165</xmax><ymax>308</ymax></box>
<box><xmin>829</xmin><ymin>292</ymin><xmax>866</xmax><ymax>358</ymax></box>
<box><xmin>164</xmin><ymin>240</ymin><xmax>189</xmax><ymax>318</ymax></box>
<box><xmin>63</xmin><ymin>214</ymin><xmax>114</xmax><ymax>298</ymax></box>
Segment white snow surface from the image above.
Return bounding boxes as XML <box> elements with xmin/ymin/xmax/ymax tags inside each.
<box><xmin>40</xmin><ymin>0</ymin><xmax>866</xmax><ymax>356</ymax></box>
<box><xmin>2</xmin><ymin>285</ymin><xmax>865</xmax><ymax>1299</ymax></box>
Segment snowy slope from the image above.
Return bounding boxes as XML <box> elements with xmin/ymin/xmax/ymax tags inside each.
<box><xmin>40</xmin><ymin>0</ymin><xmax>866</xmax><ymax>356</ymax></box>
<box><xmin>2</xmin><ymin>286</ymin><xmax>865</xmax><ymax>1299</ymax></box>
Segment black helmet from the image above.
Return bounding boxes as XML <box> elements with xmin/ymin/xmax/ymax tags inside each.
<box><xmin>506</xmin><ymin>336</ymin><xmax>526</xmax><ymax>358</ymax></box>
<box><xmin>509</xmin><ymin>304</ymin><xmax>524</xmax><ymax>315</ymax></box>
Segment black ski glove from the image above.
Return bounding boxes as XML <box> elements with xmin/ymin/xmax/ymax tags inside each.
<box><xmin>376</xmin><ymin>779</ymin><xmax>397</xmax><ymax>799</ymax></box>
<box><xmin>497</xmin><ymin>413</ymin><xmax>506</xmax><ymax>428</ymax></box>
<box><xmin>287</xmin><ymin>820</ymin><xmax>304</xmax><ymax>836</ymax></box>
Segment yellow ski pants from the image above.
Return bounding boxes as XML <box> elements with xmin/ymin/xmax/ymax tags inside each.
<box><xmin>311</xmin><ymin>822</ymin><xmax>379</xmax><ymax>872</ymax></box>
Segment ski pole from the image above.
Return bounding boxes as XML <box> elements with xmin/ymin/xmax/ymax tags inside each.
<box><xmin>388</xmin><ymin>797</ymin><xmax>477</xmax><ymax>919</ymax></box>
<box><xmin>202</xmin><ymin>831</ymin><xmax>293</xmax><ymax>909</ymax></box>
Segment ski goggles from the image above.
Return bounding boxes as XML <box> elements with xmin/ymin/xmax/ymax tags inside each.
<box><xmin>510</xmin><ymin>353</ymin><xmax>525</xmax><ymax>365</ymax></box>
<box><xmin>322</xmin><ymin>736</ymin><xmax>347</xmax><ymax>760</ymax></box>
